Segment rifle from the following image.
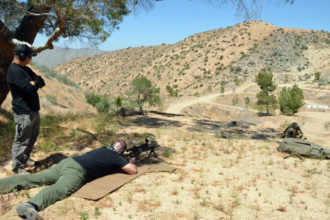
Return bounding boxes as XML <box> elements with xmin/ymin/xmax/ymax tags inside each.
<box><xmin>125</xmin><ymin>138</ymin><xmax>159</xmax><ymax>160</ymax></box>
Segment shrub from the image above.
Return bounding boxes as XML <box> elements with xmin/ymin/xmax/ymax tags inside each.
<box><xmin>95</xmin><ymin>96</ymin><xmax>111</xmax><ymax>113</ymax></box>
<box><xmin>244</xmin><ymin>97</ymin><xmax>250</xmax><ymax>107</ymax></box>
<box><xmin>166</xmin><ymin>85</ymin><xmax>178</xmax><ymax>97</ymax></box>
<box><xmin>232</xmin><ymin>95</ymin><xmax>239</xmax><ymax>106</ymax></box>
<box><xmin>115</xmin><ymin>97</ymin><xmax>122</xmax><ymax>113</ymax></box>
<box><xmin>220</xmin><ymin>85</ymin><xmax>225</xmax><ymax>94</ymax></box>
<box><xmin>279</xmin><ymin>85</ymin><xmax>304</xmax><ymax>115</ymax></box>
<box><xmin>85</xmin><ymin>93</ymin><xmax>101</xmax><ymax>107</ymax></box>
<box><xmin>314</xmin><ymin>72</ymin><xmax>321</xmax><ymax>81</ymax></box>
<box><xmin>234</xmin><ymin>76</ymin><xmax>240</xmax><ymax>86</ymax></box>
<box><xmin>85</xmin><ymin>93</ymin><xmax>111</xmax><ymax>113</ymax></box>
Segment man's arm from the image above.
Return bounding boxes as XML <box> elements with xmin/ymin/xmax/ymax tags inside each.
<box><xmin>121</xmin><ymin>158</ymin><xmax>137</xmax><ymax>175</ymax></box>
<box><xmin>8</xmin><ymin>69</ymin><xmax>39</xmax><ymax>94</ymax></box>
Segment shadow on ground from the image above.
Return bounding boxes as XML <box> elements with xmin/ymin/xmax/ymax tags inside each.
<box><xmin>131</xmin><ymin>116</ymin><xmax>183</xmax><ymax>128</ymax></box>
<box><xmin>188</xmin><ymin>119</ymin><xmax>278</xmax><ymax>140</ymax></box>
<box><xmin>29</xmin><ymin>153</ymin><xmax>68</xmax><ymax>173</ymax></box>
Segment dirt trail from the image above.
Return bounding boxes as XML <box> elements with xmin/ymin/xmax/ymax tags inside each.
<box><xmin>166</xmin><ymin>83</ymin><xmax>254</xmax><ymax>114</ymax></box>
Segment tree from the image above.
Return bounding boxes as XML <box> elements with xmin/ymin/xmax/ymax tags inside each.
<box><xmin>279</xmin><ymin>85</ymin><xmax>304</xmax><ymax>115</ymax></box>
<box><xmin>255</xmin><ymin>69</ymin><xmax>277</xmax><ymax>115</ymax></box>
<box><xmin>130</xmin><ymin>77</ymin><xmax>160</xmax><ymax>111</ymax></box>
<box><xmin>0</xmin><ymin>0</ymin><xmax>294</xmax><ymax>106</ymax></box>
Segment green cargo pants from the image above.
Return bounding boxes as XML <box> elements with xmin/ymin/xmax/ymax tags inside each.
<box><xmin>0</xmin><ymin>158</ymin><xmax>86</xmax><ymax>210</ymax></box>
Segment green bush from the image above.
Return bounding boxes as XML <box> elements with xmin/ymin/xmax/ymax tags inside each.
<box><xmin>314</xmin><ymin>72</ymin><xmax>321</xmax><ymax>81</ymax></box>
<box><xmin>166</xmin><ymin>85</ymin><xmax>178</xmax><ymax>97</ymax></box>
<box><xmin>85</xmin><ymin>93</ymin><xmax>111</xmax><ymax>113</ymax></box>
<box><xmin>95</xmin><ymin>96</ymin><xmax>111</xmax><ymax>114</ymax></box>
<box><xmin>85</xmin><ymin>93</ymin><xmax>101</xmax><ymax>107</ymax></box>
<box><xmin>279</xmin><ymin>85</ymin><xmax>304</xmax><ymax>115</ymax></box>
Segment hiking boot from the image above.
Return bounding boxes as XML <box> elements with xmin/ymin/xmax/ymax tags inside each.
<box><xmin>14</xmin><ymin>167</ymin><xmax>30</xmax><ymax>175</ymax></box>
<box><xmin>16</xmin><ymin>202</ymin><xmax>43</xmax><ymax>220</ymax></box>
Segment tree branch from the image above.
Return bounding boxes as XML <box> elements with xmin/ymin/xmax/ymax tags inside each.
<box><xmin>0</xmin><ymin>19</ymin><xmax>14</xmax><ymax>41</ymax></box>
<box><xmin>33</xmin><ymin>27</ymin><xmax>63</xmax><ymax>52</ymax></box>
<box><xmin>26</xmin><ymin>11</ymin><xmax>56</xmax><ymax>18</ymax></box>
<box><xmin>13</xmin><ymin>0</ymin><xmax>74</xmax><ymax>53</ymax></box>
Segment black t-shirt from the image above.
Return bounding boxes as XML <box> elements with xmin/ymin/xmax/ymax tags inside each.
<box><xmin>7</xmin><ymin>63</ymin><xmax>40</xmax><ymax>114</ymax></box>
<box><xmin>73</xmin><ymin>147</ymin><xmax>129</xmax><ymax>182</ymax></box>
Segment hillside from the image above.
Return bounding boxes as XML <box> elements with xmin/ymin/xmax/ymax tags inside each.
<box><xmin>1</xmin><ymin>64</ymin><xmax>95</xmax><ymax>116</ymax></box>
<box><xmin>33</xmin><ymin>46</ymin><xmax>106</xmax><ymax>68</ymax></box>
<box><xmin>0</xmin><ymin>21</ymin><xmax>330</xmax><ymax>220</ymax></box>
<box><xmin>54</xmin><ymin>21</ymin><xmax>330</xmax><ymax>98</ymax></box>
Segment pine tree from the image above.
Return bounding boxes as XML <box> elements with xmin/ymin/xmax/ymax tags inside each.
<box><xmin>255</xmin><ymin>70</ymin><xmax>278</xmax><ymax>115</ymax></box>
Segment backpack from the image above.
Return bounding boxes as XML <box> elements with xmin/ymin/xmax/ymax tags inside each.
<box><xmin>278</xmin><ymin>138</ymin><xmax>330</xmax><ymax>159</ymax></box>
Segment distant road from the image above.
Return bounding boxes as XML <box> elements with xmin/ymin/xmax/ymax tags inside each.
<box><xmin>166</xmin><ymin>83</ymin><xmax>254</xmax><ymax>114</ymax></box>
<box><xmin>165</xmin><ymin>83</ymin><xmax>330</xmax><ymax>114</ymax></box>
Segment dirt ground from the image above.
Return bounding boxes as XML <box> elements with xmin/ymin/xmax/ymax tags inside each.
<box><xmin>0</xmin><ymin>83</ymin><xmax>329</xmax><ymax>220</ymax></box>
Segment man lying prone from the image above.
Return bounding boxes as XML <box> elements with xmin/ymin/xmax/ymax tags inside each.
<box><xmin>0</xmin><ymin>140</ymin><xmax>137</xmax><ymax>220</ymax></box>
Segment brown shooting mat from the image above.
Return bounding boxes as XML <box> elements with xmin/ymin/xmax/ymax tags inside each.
<box><xmin>73</xmin><ymin>161</ymin><xmax>176</xmax><ymax>200</ymax></box>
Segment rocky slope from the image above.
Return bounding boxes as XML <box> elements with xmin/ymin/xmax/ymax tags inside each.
<box><xmin>54</xmin><ymin>21</ymin><xmax>330</xmax><ymax>98</ymax></box>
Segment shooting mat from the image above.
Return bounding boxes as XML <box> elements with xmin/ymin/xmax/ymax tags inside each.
<box><xmin>73</xmin><ymin>161</ymin><xmax>176</xmax><ymax>200</ymax></box>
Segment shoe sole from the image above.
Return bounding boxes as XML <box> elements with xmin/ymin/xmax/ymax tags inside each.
<box><xmin>16</xmin><ymin>205</ymin><xmax>43</xmax><ymax>220</ymax></box>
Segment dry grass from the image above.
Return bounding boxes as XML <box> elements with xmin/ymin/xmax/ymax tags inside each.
<box><xmin>0</xmin><ymin>110</ymin><xmax>329</xmax><ymax>220</ymax></box>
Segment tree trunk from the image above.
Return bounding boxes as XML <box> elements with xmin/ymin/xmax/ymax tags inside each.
<box><xmin>0</xmin><ymin>20</ymin><xmax>14</xmax><ymax>107</ymax></box>
<box><xmin>0</xmin><ymin>6</ymin><xmax>49</xmax><ymax>107</ymax></box>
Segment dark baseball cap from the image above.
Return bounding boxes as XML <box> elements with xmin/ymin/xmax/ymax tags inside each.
<box><xmin>14</xmin><ymin>44</ymin><xmax>37</xmax><ymax>58</ymax></box>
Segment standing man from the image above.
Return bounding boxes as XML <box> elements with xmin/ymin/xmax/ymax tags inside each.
<box><xmin>7</xmin><ymin>44</ymin><xmax>45</xmax><ymax>174</ymax></box>
<box><xmin>0</xmin><ymin>140</ymin><xmax>137</xmax><ymax>220</ymax></box>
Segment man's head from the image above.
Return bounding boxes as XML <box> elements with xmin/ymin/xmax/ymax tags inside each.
<box><xmin>112</xmin><ymin>140</ymin><xmax>127</xmax><ymax>154</ymax></box>
<box><xmin>14</xmin><ymin>44</ymin><xmax>37</xmax><ymax>62</ymax></box>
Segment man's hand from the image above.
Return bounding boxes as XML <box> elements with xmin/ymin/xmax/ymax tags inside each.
<box><xmin>129</xmin><ymin>158</ymin><xmax>136</xmax><ymax>163</ymax></box>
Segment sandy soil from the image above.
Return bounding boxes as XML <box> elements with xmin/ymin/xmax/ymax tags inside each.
<box><xmin>0</xmin><ymin>83</ymin><xmax>329</xmax><ymax>220</ymax></box>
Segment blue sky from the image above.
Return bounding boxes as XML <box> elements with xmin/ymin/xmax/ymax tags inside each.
<box><xmin>35</xmin><ymin>0</ymin><xmax>330</xmax><ymax>51</ymax></box>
